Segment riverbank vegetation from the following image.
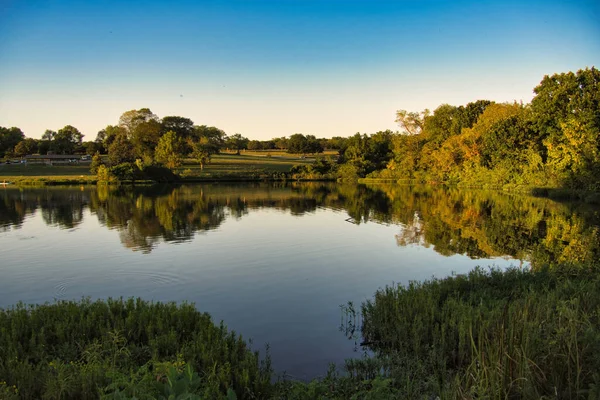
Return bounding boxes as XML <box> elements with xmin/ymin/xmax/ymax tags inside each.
<box><xmin>2</xmin><ymin>67</ymin><xmax>598</xmax><ymax>190</ymax></box>
<box><xmin>1</xmin><ymin>263</ymin><xmax>598</xmax><ymax>399</ymax></box>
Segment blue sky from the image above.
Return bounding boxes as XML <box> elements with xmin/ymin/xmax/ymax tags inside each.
<box><xmin>0</xmin><ymin>0</ymin><xmax>599</xmax><ymax>140</ymax></box>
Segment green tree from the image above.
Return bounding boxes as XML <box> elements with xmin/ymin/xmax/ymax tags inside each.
<box><xmin>190</xmin><ymin>137</ymin><xmax>219</xmax><ymax>170</ymax></box>
<box><xmin>193</xmin><ymin>125</ymin><xmax>225</xmax><ymax>149</ymax></box>
<box><xmin>131</xmin><ymin>119</ymin><xmax>162</xmax><ymax>163</ymax></box>
<box><xmin>247</xmin><ymin>140</ymin><xmax>263</xmax><ymax>150</ymax></box>
<box><xmin>83</xmin><ymin>141</ymin><xmax>102</xmax><ymax>156</ymax></box>
<box><xmin>102</xmin><ymin>125</ymin><xmax>127</xmax><ymax>150</ymax></box>
<box><xmin>161</xmin><ymin>116</ymin><xmax>195</xmax><ymax>143</ymax></box>
<box><xmin>155</xmin><ymin>131</ymin><xmax>183</xmax><ymax>170</ymax></box>
<box><xmin>14</xmin><ymin>138</ymin><xmax>38</xmax><ymax>157</ymax></box>
<box><xmin>51</xmin><ymin>125</ymin><xmax>83</xmax><ymax>154</ymax></box>
<box><xmin>226</xmin><ymin>133</ymin><xmax>249</xmax><ymax>155</ymax></box>
<box><xmin>395</xmin><ymin>109</ymin><xmax>429</xmax><ymax>135</ymax></box>
<box><xmin>90</xmin><ymin>152</ymin><xmax>104</xmax><ymax>174</ymax></box>
<box><xmin>93</xmin><ymin>129</ymin><xmax>107</xmax><ymax>154</ymax></box>
<box><xmin>545</xmin><ymin>117</ymin><xmax>600</xmax><ymax>188</ymax></box>
<box><xmin>118</xmin><ymin>108</ymin><xmax>159</xmax><ymax>134</ymax></box>
<box><xmin>274</xmin><ymin>137</ymin><xmax>288</xmax><ymax>150</ymax></box>
<box><xmin>531</xmin><ymin>67</ymin><xmax>600</xmax><ymax>145</ymax></box>
<box><xmin>108</xmin><ymin>131</ymin><xmax>135</xmax><ymax>165</ymax></box>
<box><xmin>0</xmin><ymin>126</ymin><xmax>25</xmax><ymax>157</ymax></box>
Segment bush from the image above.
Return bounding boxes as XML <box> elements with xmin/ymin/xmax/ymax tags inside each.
<box><xmin>110</xmin><ymin>162</ymin><xmax>144</xmax><ymax>182</ymax></box>
<box><xmin>141</xmin><ymin>164</ymin><xmax>179</xmax><ymax>182</ymax></box>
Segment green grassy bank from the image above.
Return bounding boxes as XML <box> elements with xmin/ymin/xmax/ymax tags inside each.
<box><xmin>1</xmin><ymin>263</ymin><xmax>599</xmax><ymax>399</ymax></box>
<box><xmin>0</xmin><ymin>154</ymin><xmax>323</xmax><ymax>185</ymax></box>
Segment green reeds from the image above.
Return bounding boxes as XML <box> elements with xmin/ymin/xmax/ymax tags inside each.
<box><xmin>358</xmin><ymin>265</ymin><xmax>600</xmax><ymax>399</ymax></box>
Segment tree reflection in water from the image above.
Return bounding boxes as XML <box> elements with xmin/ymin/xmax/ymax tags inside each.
<box><xmin>1</xmin><ymin>183</ymin><xmax>598</xmax><ymax>267</ymax></box>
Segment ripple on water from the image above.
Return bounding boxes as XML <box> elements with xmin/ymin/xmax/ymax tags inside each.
<box><xmin>113</xmin><ymin>268</ymin><xmax>184</xmax><ymax>287</ymax></box>
<box><xmin>53</xmin><ymin>278</ymin><xmax>76</xmax><ymax>299</ymax></box>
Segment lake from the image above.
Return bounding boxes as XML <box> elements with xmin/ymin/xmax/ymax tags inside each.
<box><xmin>1</xmin><ymin>183</ymin><xmax>598</xmax><ymax>379</ymax></box>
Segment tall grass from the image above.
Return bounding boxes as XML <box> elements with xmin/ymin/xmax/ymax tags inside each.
<box><xmin>358</xmin><ymin>264</ymin><xmax>600</xmax><ymax>399</ymax></box>
<box><xmin>0</xmin><ymin>298</ymin><xmax>272</xmax><ymax>399</ymax></box>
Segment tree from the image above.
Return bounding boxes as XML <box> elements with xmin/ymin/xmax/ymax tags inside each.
<box><xmin>190</xmin><ymin>137</ymin><xmax>220</xmax><ymax>170</ymax></box>
<box><xmin>131</xmin><ymin>119</ymin><xmax>162</xmax><ymax>163</ymax></box>
<box><xmin>108</xmin><ymin>131</ymin><xmax>135</xmax><ymax>165</ymax></box>
<box><xmin>102</xmin><ymin>125</ymin><xmax>127</xmax><ymax>150</ymax></box>
<box><xmin>481</xmin><ymin>107</ymin><xmax>537</xmax><ymax>169</ymax></box>
<box><xmin>395</xmin><ymin>109</ymin><xmax>430</xmax><ymax>135</ymax></box>
<box><xmin>532</xmin><ymin>67</ymin><xmax>600</xmax><ymax>141</ymax></box>
<box><xmin>118</xmin><ymin>108</ymin><xmax>159</xmax><ymax>135</ymax></box>
<box><xmin>274</xmin><ymin>137</ymin><xmax>288</xmax><ymax>150</ymax></box>
<box><xmin>83</xmin><ymin>141</ymin><xmax>102</xmax><ymax>156</ymax></box>
<box><xmin>14</xmin><ymin>138</ymin><xmax>38</xmax><ymax>157</ymax></box>
<box><xmin>51</xmin><ymin>125</ymin><xmax>83</xmax><ymax>154</ymax></box>
<box><xmin>93</xmin><ymin>129</ymin><xmax>107</xmax><ymax>154</ymax></box>
<box><xmin>155</xmin><ymin>131</ymin><xmax>183</xmax><ymax>170</ymax></box>
<box><xmin>287</xmin><ymin>134</ymin><xmax>308</xmax><ymax>154</ymax></box>
<box><xmin>287</xmin><ymin>134</ymin><xmax>323</xmax><ymax>154</ymax></box>
<box><xmin>0</xmin><ymin>126</ymin><xmax>25</xmax><ymax>157</ymax></box>
<box><xmin>247</xmin><ymin>140</ymin><xmax>263</xmax><ymax>150</ymax></box>
<box><xmin>545</xmin><ymin>117</ymin><xmax>600</xmax><ymax>187</ymax></box>
<box><xmin>226</xmin><ymin>134</ymin><xmax>249</xmax><ymax>155</ymax></box>
<box><xmin>41</xmin><ymin>129</ymin><xmax>56</xmax><ymax>142</ymax></box>
<box><xmin>327</xmin><ymin>136</ymin><xmax>348</xmax><ymax>151</ymax></box>
<box><xmin>161</xmin><ymin>116</ymin><xmax>195</xmax><ymax>143</ymax></box>
<box><xmin>194</xmin><ymin>125</ymin><xmax>225</xmax><ymax>144</ymax></box>
<box><xmin>90</xmin><ymin>152</ymin><xmax>104</xmax><ymax>174</ymax></box>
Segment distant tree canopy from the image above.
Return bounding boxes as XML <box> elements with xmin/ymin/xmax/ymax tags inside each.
<box><xmin>226</xmin><ymin>133</ymin><xmax>249</xmax><ymax>155</ymax></box>
<box><xmin>0</xmin><ymin>127</ymin><xmax>24</xmax><ymax>157</ymax></box>
<box><xmin>287</xmin><ymin>133</ymin><xmax>323</xmax><ymax>154</ymax></box>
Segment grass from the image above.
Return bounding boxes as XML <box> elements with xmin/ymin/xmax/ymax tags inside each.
<box><xmin>356</xmin><ymin>264</ymin><xmax>600</xmax><ymax>399</ymax></box>
<box><xmin>0</xmin><ymin>164</ymin><xmax>95</xmax><ymax>185</ymax></box>
<box><xmin>0</xmin><ymin>153</ymin><xmax>331</xmax><ymax>184</ymax></box>
<box><xmin>178</xmin><ymin>154</ymin><xmax>318</xmax><ymax>180</ymax></box>
<box><xmin>0</xmin><ymin>298</ymin><xmax>272</xmax><ymax>399</ymax></box>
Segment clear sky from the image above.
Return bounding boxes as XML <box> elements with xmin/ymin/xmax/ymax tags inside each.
<box><xmin>0</xmin><ymin>0</ymin><xmax>599</xmax><ymax>140</ymax></box>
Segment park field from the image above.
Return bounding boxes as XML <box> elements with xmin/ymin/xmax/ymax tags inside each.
<box><xmin>0</xmin><ymin>151</ymin><xmax>336</xmax><ymax>184</ymax></box>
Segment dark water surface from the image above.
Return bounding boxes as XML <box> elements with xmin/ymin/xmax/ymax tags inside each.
<box><xmin>1</xmin><ymin>183</ymin><xmax>598</xmax><ymax>378</ymax></box>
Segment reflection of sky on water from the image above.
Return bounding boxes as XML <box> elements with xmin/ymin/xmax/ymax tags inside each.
<box><xmin>0</xmin><ymin>204</ymin><xmax>518</xmax><ymax>379</ymax></box>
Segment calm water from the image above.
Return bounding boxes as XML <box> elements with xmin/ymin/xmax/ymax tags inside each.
<box><xmin>1</xmin><ymin>183</ymin><xmax>598</xmax><ymax>379</ymax></box>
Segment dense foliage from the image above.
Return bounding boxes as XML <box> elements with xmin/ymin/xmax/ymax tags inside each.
<box><xmin>374</xmin><ymin>67</ymin><xmax>600</xmax><ymax>190</ymax></box>
<box><xmin>357</xmin><ymin>264</ymin><xmax>600</xmax><ymax>399</ymax></box>
<box><xmin>0</xmin><ymin>298</ymin><xmax>272</xmax><ymax>399</ymax></box>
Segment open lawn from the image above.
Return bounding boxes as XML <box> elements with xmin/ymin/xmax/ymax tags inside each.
<box><xmin>180</xmin><ymin>153</ymin><xmax>313</xmax><ymax>177</ymax></box>
<box><xmin>0</xmin><ymin>163</ymin><xmax>95</xmax><ymax>184</ymax></box>
<box><xmin>0</xmin><ymin>152</ymin><xmax>335</xmax><ymax>183</ymax></box>
<box><xmin>0</xmin><ymin>163</ymin><xmax>92</xmax><ymax>177</ymax></box>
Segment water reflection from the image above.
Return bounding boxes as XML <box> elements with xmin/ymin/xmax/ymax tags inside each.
<box><xmin>1</xmin><ymin>183</ymin><xmax>598</xmax><ymax>266</ymax></box>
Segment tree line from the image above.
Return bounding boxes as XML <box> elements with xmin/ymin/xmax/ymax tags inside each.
<box><xmin>2</xmin><ymin>67</ymin><xmax>598</xmax><ymax>189</ymax></box>
<box><xmin>0</xmin><ymin>110</ymin><xmax>343</xmax><ymax>161</ymax></box>
<box><xmin>345</xmin><ymin>67</ymin><xmax>600</xmax><ymax>190</ymax></box>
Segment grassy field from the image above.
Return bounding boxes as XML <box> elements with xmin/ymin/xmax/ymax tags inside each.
<box><xmin>0</xmin><ymin>163</ymin><xmax>96</xmax><ymax>185</ymax></box>
<box><xmin>0</xmin><ymin>152</ymin><xmax>337</xmax><ymax>184</ymax></box>
<box><xmin>0</xmin><ymin>150</ymin><xmax>340</xmax><ymax>184</ymax></box>
<box><xmin>178</xmin><ymin>153</ymin><xmax>313</xmax><ymax>179</ymax></box>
